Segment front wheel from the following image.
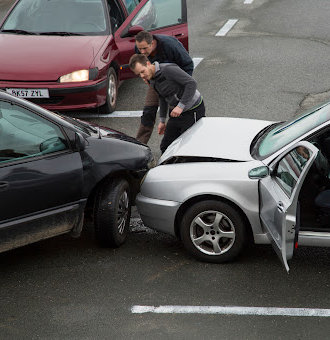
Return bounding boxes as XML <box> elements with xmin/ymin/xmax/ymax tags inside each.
<box><xmin>94</xmin><ymin>178</ymin><xmax>131</xmax><ymax>247</ymax></box>
<box><xmin>99</xmin><ymin>67</ymin><xmax>118</xmax><ymax>114</ymax></box>
<box><xmin>180</xmin><ymin>200</ymin><xmax>247</xmax><ymax>263</ymax></box>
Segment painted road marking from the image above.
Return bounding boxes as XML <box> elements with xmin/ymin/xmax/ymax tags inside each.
<box><xmin>70</xmin><ymin>111</ymin><xmax>143</xmax><ymax>118</ymax></box>
<box><xmin>193</xmin><ymin>57</ymin><xmax>204</xmax><ymax>68</ymax></box>
<box><xmin>131</xmin><ymin>305</ymin><xmax>330</xmax><ymax>317</ymax></box>
<box><xmin>244</xmin><ymin>0</ymin><xmax>254</xmax><ymax>4</ymax></box>
<box><xmin>69</xmin><ymin>57</ymin><xmax>204</xmax><ymax>119</ymax></box>
<box><xmin>215</xmin><ymin>19</ymin><xmax>238</xmax><ymax>36</ymax></box>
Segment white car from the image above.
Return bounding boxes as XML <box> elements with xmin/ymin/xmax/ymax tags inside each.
<box><xmin>136</xmin><ymin>101</ymin><xmax>330</xmax><ymax>271</ymax></box>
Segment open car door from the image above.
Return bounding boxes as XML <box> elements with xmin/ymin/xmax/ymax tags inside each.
<box><xmin>114</xmin><ymin>0</ymin><xmax>188</xmax><ymax>80</ymax></box>
<box><xmin>259</xmin><ymin>141</ymin><xmax>319</xmax><ymax>272</ymax></box>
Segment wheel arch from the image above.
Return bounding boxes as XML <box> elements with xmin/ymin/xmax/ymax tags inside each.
<box><xmin>84</xmin><ymin>170</ymin><xmax>139</xmax><ymax>219</ymax></box>
<box><xmin>109</xmin><ymin>61</ymin><xmax>120</xmax><ymax>77</ymax></box>
<box><xmin>174</xmin><ymin>194</ymin><xmax>254</xmax><ymax>242</ymax></box>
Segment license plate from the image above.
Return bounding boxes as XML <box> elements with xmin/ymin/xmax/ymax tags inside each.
<box><xmin>6</xmin><ymin>88</ymin><xmax>49</xmax><ymax>98</ymax></box>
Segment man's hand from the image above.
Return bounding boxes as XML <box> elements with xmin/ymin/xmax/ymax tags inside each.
<box><xmin>158</xmin><ymin>122</ymin><xmax>166</xmax><ymax>135</ymax></box>
<box><xmin>170</xmin><ymin>106</ymin><xmax>183</xmax><ymax>117</ymax></box>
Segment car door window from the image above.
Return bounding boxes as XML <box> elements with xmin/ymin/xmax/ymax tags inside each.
<box><xmin>0</xmin><ymin>101</ymin><xmax>68</xmax><ymax>164</ymax></box>
<box><xmin>130</xmin><ymin>0</ymin><xmax>183</xmax><ymax>30</ymax></box>
<box><xmin>274</xmin><ymin>146</ymin><xmax>311</xmax><ymax>197</ymax></box>
<box><xmin>122</xmin><ymin>0</ymin><xmax>139</xmax><ymax>14</ymax></box>
<box><xmin>107</xmin><ymin>0</ymin><xmax>126</xmax><ymax>32</ymax></box>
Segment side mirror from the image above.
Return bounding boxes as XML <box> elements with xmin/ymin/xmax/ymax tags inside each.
<box><xmin>75</xmin><ymin>132</ymin><xmax>87</xmax><ymax>152</ymax></box>
<box><xmin>127</xmin><ymin>25</ymin><xmax>144</xmax><ymax>36</ymax></box>
<box><xmin>248</xmin><ymin>166</ymin><xmax>269</xmax><ymax>179</ymax></box>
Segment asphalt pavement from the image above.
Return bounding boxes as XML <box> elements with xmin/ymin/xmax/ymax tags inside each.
<box><xmin>1</xmin><ymin>0</ymin><xmax>330</xmax><ymax>339</ymax></box>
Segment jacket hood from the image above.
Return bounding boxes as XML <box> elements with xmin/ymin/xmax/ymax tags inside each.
<box><xmin>159</xmin><ymin>117</ymin><xmax>274</xmax><ymax>163</ymax></box>
<box><xmin>0</xmin><ymin>34</ymin><xmax>108</xmax><ymax>81</ymax></box>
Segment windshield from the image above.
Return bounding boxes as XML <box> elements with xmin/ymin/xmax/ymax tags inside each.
<box><xmin>255</xmin><ymin>102</ymin><xmax>330</xmax><ymax>159</ymax></box>
<box><xmin>1</xmin><ymin>0</ymin><xmax>108</xmax><ymax>35</ymax></box>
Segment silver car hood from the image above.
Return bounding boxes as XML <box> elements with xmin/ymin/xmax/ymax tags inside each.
<box><xmin>159</xmin><ymin>117</ymin><xmax>274</xmax><ymax>163</ymax></box>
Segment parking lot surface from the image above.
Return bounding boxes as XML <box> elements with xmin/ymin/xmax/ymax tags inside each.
<box><xmin>1</xmin><ymin>0</ymin><xmax>330</xmax><ymax>339</ymax></box>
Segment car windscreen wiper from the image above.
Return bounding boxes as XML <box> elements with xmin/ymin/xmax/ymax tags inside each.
<box><xmin>60</xmin><ymin>115</ymin><xmax>98</xmax><ymax>134</ymax></box>
<box><xmin>74</xmin><ymin>118</ymin><xmax>99</xmax><ymax>134</ymax></box>
<box><xmin>39</xmin><ymin>31</ymin><xmax>84</xmax><ymax>36</ymax></box>
<box><xmin>1</xmin><ymin>29</ymin><xmax>38</xmax><ymax>35</ymax></box>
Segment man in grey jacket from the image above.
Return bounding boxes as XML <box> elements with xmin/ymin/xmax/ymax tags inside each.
<box><xmin>129</xmin><ymin>54</ymin><xmax>205</xmax><ymax>153</ymax></box>
<box><xmin>134</xmin><ymin>31</ymin><xmax>194</xmax><ymax>144</ymax></box>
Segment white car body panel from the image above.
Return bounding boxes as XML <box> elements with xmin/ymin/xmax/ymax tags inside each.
<box><xmin>138</xmin><ymin>160</ymin><xmax>267</xmax><ymax>239</ymax></box>
<box><xmin>259</xmin><ymin>141</ymin><xmax>319</xmax><ymax>271</ymax></box>
<box><xmin>160</xmin><ymin>117</ymin><xmax>274</xmax><ymax>163</ymax></box>
<box><xmin>137</xmin><ymin>105</ymin><xmax>330</xmax><ymax>268</ymax></box>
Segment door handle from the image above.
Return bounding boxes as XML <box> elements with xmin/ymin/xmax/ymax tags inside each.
<box><xmin>277</xmin><ymin>201</ymin><xmax>285</xmax><ymax>212</ymax></box>
<box><xmin>0</xmin><ymin>181</ymin><xmax>9</xmax><ymax>191</ymax></box>
<box><xmin>174</xmin><ymin>33</ymin><xmax>184</xmax><ymax>37</ymax></box>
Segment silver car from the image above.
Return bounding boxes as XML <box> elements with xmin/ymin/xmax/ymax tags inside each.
<box><xmin>136</xmin><ymin>101</ymin><xmax>330</xmax><ymax>271</ymax></box>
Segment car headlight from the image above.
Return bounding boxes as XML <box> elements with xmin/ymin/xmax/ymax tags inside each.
<box><xmin>59</xmin><ymin>68</ymin><xmax>98</xmax><ymax>83</ymax></box>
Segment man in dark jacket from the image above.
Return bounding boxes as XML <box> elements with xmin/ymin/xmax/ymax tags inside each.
<box><xmin>129</xmin><ymin>54</ymin><xmax>205</xmax><ymax>153</ymax></box>
<box><xmin>134</xmin><ymin>31</ymin><xmax>193</xmax><ymax>144</ymax></box>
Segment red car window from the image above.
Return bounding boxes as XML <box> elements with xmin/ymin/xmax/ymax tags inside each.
<box><xmin>122</xmin><ymin>0</ymin><xmax>140</xmax><ymax>14</ymax></box>
<box><xmin>131</xmin><ymin>0</ymin><xmax>184</xmax><ymax>31</ymax></box>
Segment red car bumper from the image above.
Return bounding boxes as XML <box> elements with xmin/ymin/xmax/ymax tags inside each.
<box><xmin>0</xmin><ymin>78</ymin><xmax>108</xmax><ymax>111</ymax></box>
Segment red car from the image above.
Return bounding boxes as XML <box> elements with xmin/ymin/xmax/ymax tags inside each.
<box><xmin>0</xmin><ymin>0</ymin><xmax>188</xmax><ymax>113</ymax></box>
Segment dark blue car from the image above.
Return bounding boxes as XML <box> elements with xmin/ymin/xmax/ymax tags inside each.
<box><xmin>0</xmin><ymin>90</ymin><xmax>153</xmax><ymax>253</ymax></box>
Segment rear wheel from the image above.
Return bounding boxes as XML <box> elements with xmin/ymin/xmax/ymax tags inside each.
<box><xmin>99</xmin><ymin>67</ymin><xmax>118</xmax><ymax>114</ymax></box>
<box><xmin>180</xmin><ymin>200</ymin><xmax>247</xmax><ymax>263</ymax></box>
<box><xmin>94</xmin><ymin>178</ymin><xmax>131</xmax><ymax>247</ymax></box>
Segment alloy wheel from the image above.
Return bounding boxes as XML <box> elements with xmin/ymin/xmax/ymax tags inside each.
<box><xmin>117</xmin><ymin>190</ymin><xmax>129</xmax><ymax>234</ymax></box>
<box><xmin>108</xmin><ymin>73</ymin><xmax>117</xmax><ymax>107</ymax></box>
<box><xmin>190</xmin><ymin>210</ymin><xmax>236</xmax><ymax>255</ymax></box>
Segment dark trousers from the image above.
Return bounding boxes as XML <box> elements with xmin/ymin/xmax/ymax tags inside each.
<box><xmin>136</xmin><ymin>86</ymin><xmax>159</xmax><ymax>144</ymax></box>
<box><xmin>160</xmin><ymin>100</ymin><xmax>205</xmax><ymax>153</ymax></box>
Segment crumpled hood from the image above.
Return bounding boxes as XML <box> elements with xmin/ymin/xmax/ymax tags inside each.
<box><xmin>0</xmin><ymin>34</ymin><xmax>108</xmax><ymax>81</ymax></box>
<box><xmin>159</xmin><ymin>117</ymin><xmax>274</xmax><ymax>163</ymax></box>
<box><xmin>82</xmin><ymin>120</ymin><xmax>146</xmax><ymax>147</ymax></box>
<box><xmin>99</xmin><ymin>127</ymin><xmax>146</xmax><ymax>146</ymax></box>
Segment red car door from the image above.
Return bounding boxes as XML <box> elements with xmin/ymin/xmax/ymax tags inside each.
<box><xmin>114</xmin><ymin>0</ymin><xmax>188</xmax><ymax>80</ymax></box>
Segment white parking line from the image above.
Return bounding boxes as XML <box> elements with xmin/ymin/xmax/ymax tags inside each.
<box><xmin>215</xmin><ymin>19</ymin><xmax>238</xmax><ymax>36</ymax></box>
<box><xmin>193</xmin><ymin>57</ymin><xmax>204</xmax><ymax>68</ymax></box>
<box><xmin>69</xmin><ymin>110</ymin><xmax>143</xmax><ymax>118</ymax></box>
<box><xmin>131</xmin><ymin>305</ymin><xmax>330</xmax><ymax>317</ymax></box>
<box><xmin>244</xmin><ymin>0</ymin><xmax>254</xmax><ymax>4</ymax></box>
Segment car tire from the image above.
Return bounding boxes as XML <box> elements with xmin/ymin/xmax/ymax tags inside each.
<box><xmin>94</xmin><ymin>178</ymin><xmax>131</xmax><ymax>247</ymax></box>
<box><xmin>99</xmin><ymin>67</ymin><xmax>118</xmax><ymax>114</ymax></box>
<box><xmin>180</xmin><ymin>200</ymin><xmax>247</xmax><ymax>263</ymax></box>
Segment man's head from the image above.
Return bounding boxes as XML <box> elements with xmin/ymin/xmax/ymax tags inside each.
<box><xmin>135</xmin><ymin>30</ymin><xmax>156</xmax><ymax>57</ymax></box>
<box><xmin>129</xmin><ymin>54</ymin><xmax>155</xmax><ymax>82</ymax></box>
<box><xmin>296</xmin><ymin>146</ymin><xmax>310</xmax><ymax>160</ymax></box>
